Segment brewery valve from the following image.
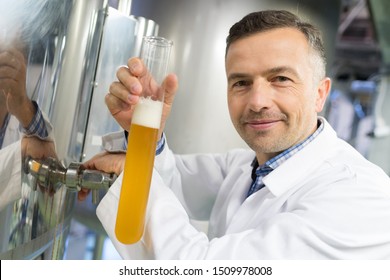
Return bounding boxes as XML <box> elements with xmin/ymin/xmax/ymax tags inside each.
<box><xmin>24</xmin><ymin>157</ymin><xmax>117</xmax><ymax>204</ymax></box>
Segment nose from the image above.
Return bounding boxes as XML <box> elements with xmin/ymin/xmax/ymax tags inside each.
<box><xmin>247</xmin><ymin>79</ymin><xmax>273</xmax><ymax>112</ymax></box>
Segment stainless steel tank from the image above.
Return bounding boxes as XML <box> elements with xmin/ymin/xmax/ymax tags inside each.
<box><xmin>0</xmin><ymin>0</ymin><xmax>159</xmax><ymax>259</ymax></box>
<box><xmin>0</xmin><ymin>0</ymin><xmax>107</xmax><ymax>260</ymax></box>
<box><xmin>0</xmin><ymin>0</ymin><xmax>73</xmax><ymax>260</ymax></box>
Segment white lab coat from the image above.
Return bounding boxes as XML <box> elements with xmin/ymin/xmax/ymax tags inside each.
<box><xmin>0</xmin><ymin>140</ymin><xmax>22</xmax><ymax>211</ymax></box>
<box><xmin>2</xmin><ymin>116</ymin><xmax>21</xmax><ymax>149</ymax></box>
<box><xmin>97</xmin><ymin>117</ymin><xmax>390</xmax><ymax>259</ymax></box>
<box><xmin>0</xmin><ymin>113</ymin><xmax>54</xmax><ymax>211</ymax></box>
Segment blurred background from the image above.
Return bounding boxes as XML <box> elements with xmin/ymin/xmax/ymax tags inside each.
<box><xmin>0</xmin><ymin>0</ymin><xmax>389</xmax><ymax>260</ymax></box>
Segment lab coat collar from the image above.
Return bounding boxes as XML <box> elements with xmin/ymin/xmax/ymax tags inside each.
<box><xmin>262</xmin><ymin>117</ymin><xmax>338</xmax><ymax>197</ymax></box>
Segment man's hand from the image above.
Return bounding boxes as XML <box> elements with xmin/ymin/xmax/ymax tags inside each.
<box><xmin>0</xmin><ymin>47</ymin><xmax>35</xmax><ymax>128</ymax></box>
<box><xmin>21</xmin><ymin>136</ymin><xmax>57</xmax><ymax>160</ymax></box>
<box><xmin>78</xmin><ymin>151</ymin><xmax>126</xmax><ymax>201</ymax></box>
<box><xmin>105</xmin><ymin>57</ymin><xmax>178</xmax><ymax>140</ymax></box>
<box><xmin>21</xmin><ymin>136</ymin><xmax>58</xmax><ymax>196</ymax></box>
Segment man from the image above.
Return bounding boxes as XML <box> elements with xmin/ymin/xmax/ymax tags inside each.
<box><xmin>82</xmin><ymin>10</ymin><xmax>390</xmax><ymax>259</ymax></box>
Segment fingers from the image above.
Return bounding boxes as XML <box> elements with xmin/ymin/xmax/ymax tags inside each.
<box><xmin>0</xmin><ymin>56</ymin><xmax>19</xmax><ymax>84</ymax></box>
<box><xmin>0</xmin><ymin>48</ymin><xmax>26</xmax><ymax>71</ymax></box>
<box><xmin>107</xmin><ymin>60</ymin><xmax>145</xmax><ymax>109</ymax></box>
<box><xmin>162</xmin><ymin>73</ymin><xmax>179</xmax><ymax>106</ymax></box>
<box><xmin>81</xmin><ymin>151</ymin><xmax>125</xmax><ymax>176</ymax></box>
<box><xmin>117</xmin><ymin>66</ymin><xmax>143</xmax><ymax>99</ymax></box>
<box><xmin>105</xmin><ymin>58</ymin><xmax>147</xmax><ymax>128</ymax></box>
<box><xmin>106</xmin><ymin>57</ymin><xmax>178</xmax><ymax>134</ymax></box>
<box><xmin>0</xmin><ymin>48</ymin><xmax>27</xmax><ymax>97</ymax></box>
<box><xmin>127</xmin><ymin>57</ymin><xmax>148</xmax><ymax>77</ymax></box>
<box><xmin>78</xmin><ymin>152</ymin><xmax>125</xmax><ymax>201</ymax></box>
<box><xmin>106</xmin><ymin>82</ymin><xmax>132</xmax><ymax>115</ymax></box>
<box><xmin>77</xmin><ymin>188</ymin><xmax>90</xmax><ymax>201</ymax></box>
<box><xmin>21</xmin><ymin>136</ymin><xmax>57</xmax><ymax>160</ymax></box>
<box><xmin>109</xmin><ymin>58</ymin><xmax>175</xmax><ymax>108</ymax></box>
<box><xmin>119</xmin><ymin>57</ymin><xmax>148</xmax><ymax>97</ymax></box>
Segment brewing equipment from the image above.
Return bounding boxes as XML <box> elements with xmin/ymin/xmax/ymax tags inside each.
<box><xmin>0</xmin><ymin>0</ymin><xmax>157</xmax><ymax>259</ymax></box>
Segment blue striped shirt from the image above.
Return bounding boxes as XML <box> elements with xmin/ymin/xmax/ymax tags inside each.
<box><xmin>123</xmin><ymin>130</ymin><xmax>166</xmax><ymax>155</ymax></box>
<box><xmin>247</xmin><ymin>120</ymin><xmax>324</xmax><ymax>197</ymax></box>
<box><xmin>0</xmin><ymin>101</ymin><xmax>48</xmax><ymax>148</ymax></box>
<box><xmin>20</xmin><ymin>101</ymin><xmax>48</xmax><ymax>138</ymax></box>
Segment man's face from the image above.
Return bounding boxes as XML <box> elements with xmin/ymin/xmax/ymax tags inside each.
<box><xmin>225</xmin><ymin>27</ymin><xmax>330</xmax><ymax>163</ymax></box>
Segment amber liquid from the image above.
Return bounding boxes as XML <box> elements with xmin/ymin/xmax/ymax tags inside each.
<box><xmin>115</xmin><ymin>123</ymin><xmax>158</xmax><ymax>244</ymax></box>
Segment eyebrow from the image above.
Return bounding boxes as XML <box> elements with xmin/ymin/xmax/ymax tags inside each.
<box><xmin>263</xmin><ymin>66</ymin><xmax>299</xmax><ymax>78</ymax></box>
<box><xmin>227</xmin><ymin>73</ymin><xmax>250</xmax><ymax>82</ymax></box>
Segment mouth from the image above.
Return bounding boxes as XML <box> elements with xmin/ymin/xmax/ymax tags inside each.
<box><xmin>245</xmin><ymin>118</ymin><xmax>282</xmax><ymax>130</ymax></box>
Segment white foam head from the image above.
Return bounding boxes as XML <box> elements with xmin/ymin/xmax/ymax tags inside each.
<box><xmin>131</xmin><ymin>97</ymin><xmax>163</xmax><ymax>129</ymax></box>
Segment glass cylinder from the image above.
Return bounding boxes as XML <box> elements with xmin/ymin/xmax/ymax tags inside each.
<box><xmin>115</xmin><ymin>36</ymin><xmax>173</xmax><ymax>244</ymax></box>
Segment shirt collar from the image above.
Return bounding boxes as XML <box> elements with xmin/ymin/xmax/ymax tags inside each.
<box><xmin>251</xmin><ymin>119</ymin><xmax>325</xmax><ymax>176</ymax></box>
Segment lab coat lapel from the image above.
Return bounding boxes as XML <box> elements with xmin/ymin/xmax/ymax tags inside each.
<box><xmin>225</xmin><ymin>165</ymin><xmax>253</xmax><ymax>220</ymax></box>
<box><xmin>209</xmin><ymin>163</ymin><xmax>253</xmax><ymax>238</ymax></box>
<box><xmin>225</xmin><ymin>118</ymin><xmax>339</xmax><ymax>233</ymax></box>
<box><xmin>264</xmin><ymin>118</ymin><xmax>338</xmax><ymax>197</ymax></box>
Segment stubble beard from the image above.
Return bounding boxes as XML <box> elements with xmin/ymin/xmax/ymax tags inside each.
<box><xmin>236</xmin><ymin>111</ymin><xmax>292</xmax><ymax>154</ymax></box>
<box><xmin>243</xmin><ymin>128</ymin><xmax>293</xmax><ymax>155</ymax></box>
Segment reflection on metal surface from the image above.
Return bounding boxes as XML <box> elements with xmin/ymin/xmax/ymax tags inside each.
<box><xmin>0</xmin><ymin>151</ymin><xmax>115</xmax><ymax>260</ymax></box>
<box><xmin>24</xmin><ymin>157</ymin><xmax>116</xmax><ymax>203</ymax></box>
<box><xmin>0</xmin><ymin>0</ymin><xmax>159</xmax><ymax>260</ymax></box>
<box><xmin>0</xmin><ymin>0</ymin><xmax>76</xmax><ymax>260</ymax></box>
<box><xmin>24</xmin><ymin>157</ymin><xmax>66</xmax><ymax>193</ymax></box>
<box><xmin>0</xmin><ymin>173</ymin><xmax>75</xmax><ymax>260</ymax></box>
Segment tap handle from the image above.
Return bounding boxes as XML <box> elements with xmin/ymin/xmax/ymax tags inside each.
<box><xmin>79</xmin><ymin>169</ymin><xmax>117</xmax><ymax>190</ymax></box>
<box><xmin>24</xmin><ymin>157</ymin><xmax>117</xmax><ymax>199</ymax></box>
<box><xmin>79</xmin><ymin>169</ymin><xmax>117</xmax><ymax>204</ymax></box>
<box><xmin>65</xmin><ymin>162</ymin><xmax>117</xmax><ymax>191</ymax></box>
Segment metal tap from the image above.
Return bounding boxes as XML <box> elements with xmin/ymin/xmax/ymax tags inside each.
<box><xmin>24</xmin><ymin>157</ymin><xmax>117</xmax><ymax>204</ymax></box>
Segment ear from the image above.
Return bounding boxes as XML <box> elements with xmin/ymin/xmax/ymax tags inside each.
<box><xmin>315</xmin><ymin>77</ymin><xmax>331</xmax><ymax>113</ymax></box>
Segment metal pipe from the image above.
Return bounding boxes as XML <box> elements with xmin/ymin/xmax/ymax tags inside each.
<box><xmin>371</xmin><ymin>72</ymin><xmax>390</xmax><ymax>137</ymax></box>
<box><xmin>338</xmin><ymin>0</ymin><xmax>366</xmax><ymax>35</ymax></box>
<box><xmin>24</xmin><ymin>157</ymin><xmax>116</xmax><ymax>203</ymax></box>
<box><xmin>117</xmin><ymin>0</ymin><xmax>132</xmax><ymax>15</ymax></box>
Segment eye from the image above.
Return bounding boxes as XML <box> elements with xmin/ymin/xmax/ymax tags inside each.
<box><xmin>272</xmin><ymin>76</ymin><xmax>291</xmax><ymax>83</ymax></box>
<box><xmin>232</xmin><ymin>80</ymin><xmax>251</xmax><ymax>88</ymax></box>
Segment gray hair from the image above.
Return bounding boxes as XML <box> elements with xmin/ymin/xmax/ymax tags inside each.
<box><xmin>226</xmin><ymin>10</ymin><xmax>326</xmax><ymax>80</ymax></box>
